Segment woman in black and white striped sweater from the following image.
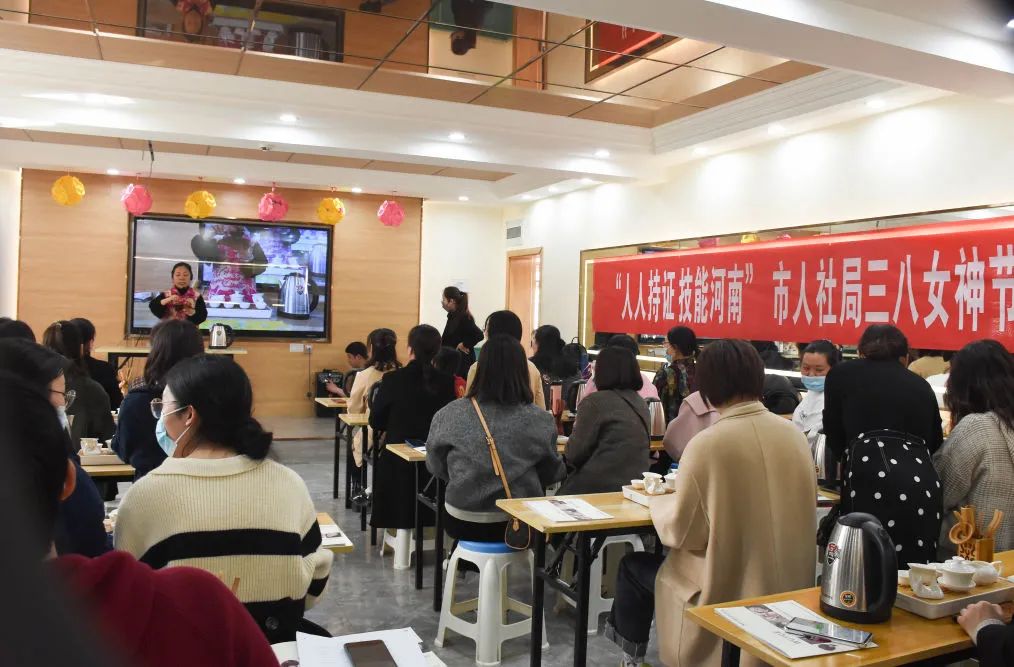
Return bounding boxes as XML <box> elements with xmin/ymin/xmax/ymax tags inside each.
<box><xmin>114</xmin><ymin>354</ymin><xmax>332</xmax><ymax>644</ymax></box>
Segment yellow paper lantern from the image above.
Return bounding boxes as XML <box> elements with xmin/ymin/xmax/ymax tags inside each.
<box><xmin>51</xmin><ymin>174</ymin><xmax>85</xmax><ymax>206</ymax></box>
<box><xmin>740</xmin><ymin>233</ymin><xmax>759</xmax><ymax>244</ymax></box>
<box><xmin>316</xmin><ymin>196</ymin><xmax>346</xmax><ymax>225</ymax></box>
<box><xmin>184</xmin><ymin>190</ymin><xmax>216</xmax><ymax>219</ymax></box>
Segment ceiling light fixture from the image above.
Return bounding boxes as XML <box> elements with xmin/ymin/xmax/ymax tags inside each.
<box><xmin>767</xmin><ymin>123</ymin><xmax>786</xmax><ymax>136</ymax></box>
<box><xmin>106</xmin><ymin>168</ymin><xmax>119</xmax><ymax>176</ymax></box>
<box><xmin>1007</xmin><ymin>18</ymin><xmax>1014</xmax><ymax>28</ymax></box>
<box><xmin>866</xmin><ymin>98</ymin><xmax>886</xmax><ymax>110</ymax></box>
<box><xmin>594</xmin><ymin>148</ymin><xmax>610</xmax><ymax>159</ymax></box>
<box><xmin>693</xmin><ymin>146</ymin><xmax>709</xmax><ymax>156</ymax></box>
<box><xmin>351</xmin><ymin>187</ymin><xmax>363</xmax><ymax>194</ymax></box>
<box><xmin>448</xmin><ymin>131</ymin><xmax>466</xmax><ymax>142</ymax></box>
<box><xmin>458</xmin><ymin>195</ymin><xmax>470</xmax><ymax>202</ymax></box>
<box><xmin>521</xmin><ymin>194</ymin><xmax>533</xmax><ymax>200</ymax></box>
<box><xmin>233</xmin><ymin>177</ymin><xmax>246</xmax><ymax>185</ymax></box>
<box><xmin>279</xmin><ymin>113</ymin><xmax>298</xmax><ymax>123</ymax></box>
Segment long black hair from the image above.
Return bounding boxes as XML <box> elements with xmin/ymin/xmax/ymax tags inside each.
<box><xmin>408</xmin><ymin>324</ymin><xmax>445</xmax><ymax>395</ymax></box>
<box><xmin>165</xmin><ymin>355</ymin><xmax>273</xmax><ymax>460</ymax></box>
<box><xmin>467</xmin><ymin>334</ymin><xmax>533</xmax><ymax>405</ymax></box>
<box><xmin>42</xmin><ymin>321</ymin><xmax>87</xmax><ymax>376</ymax></box>
<box><xmin>0</xmin><ymin>339</ymin><xmax>67</xmax><ymax>391</ymax></box>
<box><xmin>946</xmin><ymin>340</ymin><xmax>1014</xmax><ymax>431</ymax></box>
<box><xmin>143</xmin><ymin>319</ymin><xmax>204</xmax><ymax>390</ymax></box>
<box><xmin>530</xmin><ymin>325</ymin><xmax>564</xmax><ymax>376</ymax></box>
<box><xmin>858</xmin><ymin>324</ymin><xmax>909</xmax><ymax>362</ymax></box>
<box><xmin>443</xmin><ymin>286</ymin><xmax>472</xmax><ymax>319</ymax></box>
<box><xmin>366</xmin><ymin>328</ymin><xmax>401</xmax><ymax>372</ymax></box>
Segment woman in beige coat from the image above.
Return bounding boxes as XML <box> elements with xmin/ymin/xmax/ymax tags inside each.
<box><xmin>348</xmin><ymin>328</ymin><xmax>400</xmax><ymax>467</ymax></box>
<box><xmin>604</xmin><ymin>340</ymin><xmax>817</xmax><ymax>667</ymax></box>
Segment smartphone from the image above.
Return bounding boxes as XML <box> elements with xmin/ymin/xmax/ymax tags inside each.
<box><xmin>785</xmin><ymin>617</ymin><xmax>872</xmax><ymax>646</ymax></box>
<box><xmin>344</xmin><ymin>639</ymin><xmax>397</xmax><ymax>667</ymax></box>
<box><xmin>406</xmin><ymin>438</ymin><xmax>426</xmax><ymax>449</ymax></box>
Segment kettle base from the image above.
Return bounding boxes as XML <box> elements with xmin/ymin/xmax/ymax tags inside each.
<box><xmin>820</xmin><ymin>598</ymin><xmax>891</xmax><ymax>624</ymax></box>
<box><xmin>278</xmin><ymin>311</ymin><xmax>311</xmax><ymax>320</ymax></box>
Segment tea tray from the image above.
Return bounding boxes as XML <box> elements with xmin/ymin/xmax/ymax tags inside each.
<box><xmin>895</xmin><ymin>577</ymin><xmax>1014</xmax><ymax>619</ymax></box>
<box><xmin>622</xmin><ymin>485</ymin><xmax>674</xmax><ymax>507</ymax></box>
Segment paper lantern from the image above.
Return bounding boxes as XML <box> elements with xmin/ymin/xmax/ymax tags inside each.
<box><xmin>698</xmin><ymin>237</ymin><xmax>719</xmax><ymax>248</ymax></box>
<box><xmin>184</xmin><ymin>190</ymin><xmax>216</xmax><ymax>219</ymax></box>
<box><xmin>258</xmin><ymin>188</ymin><xmax>289</xmax><ymax>222</ymax></box>
<box><xmin>120</xmin><ymin>183</ymin><xmax>153</xmax><ymax>216</ymax></box>
<box><xmin>740</xmin><ymin>233</ymin><xmax>759</xmax><ymax>244</ymax></box>
<box><xmin>317</xmin><ymin>197</ymin><xmax>346</xmax><ymax>225</ymax></box>
<box><xmin>377</xmin><ymin>200</ymin><xmax>405</xmax><ymax>228</ymax></box>
<box><xmin>776</xmin><ymin>233</ymin><xmax>792</xmax><ymax>241</ymax></box>
<box><xmin>51</xmin><ymin>175</ymin><xmax>85</xmax><ymax>206</ymax></box>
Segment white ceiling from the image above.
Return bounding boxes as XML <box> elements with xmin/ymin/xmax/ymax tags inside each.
<box><xmin>839</xmin><ymin>0</ymin><xmax>1014</xmax><ymax>43</ymax></box>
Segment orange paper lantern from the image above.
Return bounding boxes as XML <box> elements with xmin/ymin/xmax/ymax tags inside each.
<box><xmin>51</xmin><ymin>174</ymin><xmax>85</xmax><ymax>206</ymax></box>
<box><xmin>184</xmin><ymin>190</ymin><xmax>216</xmax><ymax>219</ymax></box>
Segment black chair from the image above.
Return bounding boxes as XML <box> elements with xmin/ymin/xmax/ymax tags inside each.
<box><xmin>363</xmin><ymin>380</ymin><xmax>386</xmax><ymax>540</ymax></box>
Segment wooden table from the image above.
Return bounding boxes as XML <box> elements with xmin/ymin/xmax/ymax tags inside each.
<box><xmin>96</xmin><ymin>345</ymin><xmax>247</xmax><ymax>370</ymax></box>
<box><xmin>497</xmin><ymin>492</ymin><xmax>657</xmax><ymax>667</ymax></box>
<box><xmin>316</xmin><ymin>512</ymin><xmax>354</xmax><ymax>555</ymax></box>
<box><xmin>339</xmin><ymin>413</ymin><xmax>368</xmax><ymax>510</ymax></box>
<box><xmin>82</xmin><ymin>463</ymin><xmax>135</xmax><ymax>483</ymax></box>
<box><xmin>386</xmin><ymin>443</ymin><xmax>425</xmax><ymax>463</ymax></box>
<box><xmin>688</xmin><ymin>551</ymin><xmax>1014</xmax><ymax>666</ymax></box>
<box><xmin>555</xmin><ymin>440</ymin><xmax>664</xmax><ymax>454</ymax></box>
<box><xmin>314</xmin><ymin>397</ymin><xmax>348</xmax><ymax>410</ymax></box>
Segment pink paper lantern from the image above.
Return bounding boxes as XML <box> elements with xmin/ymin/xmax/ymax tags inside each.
<box><xmin>698</xmin><ymin>237</ymin><xmax>719</xmax><ymax>248</ymax></box>
<box><xmin>776</xmin><ymin>233</ymin><xmax>792</xmax><ymax>240</ymax></box>
<box><xmin>378</xmin><ymin>200</ymin><xmax>405</xmax><ymax>228</ymax></box>
<box><xmin>258</xmin><ymin>189</ymin><xmax>289</xmax><ymax>222</ymax></box>
<box><xmin>120</xmin><ymin>183</ymin><xmax>153</xmax><ymax>216</ymax></box>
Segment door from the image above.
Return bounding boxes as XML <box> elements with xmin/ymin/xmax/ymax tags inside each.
<box><xmin>506</xmin><ymin>250</ymin><xmax>542</xmax><ymax>356</ymax></box>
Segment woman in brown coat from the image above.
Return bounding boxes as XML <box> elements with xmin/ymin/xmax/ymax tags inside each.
<box><xmin>604</xmin><ymin>340</ymin><xmax>817</xmax><ymax>667</ymax></box>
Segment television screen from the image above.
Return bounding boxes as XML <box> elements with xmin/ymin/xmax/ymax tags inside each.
<box><xmin>129</xmin><ymin>215</ymin><xmax>331</xmax><ymax>339</ymax></box>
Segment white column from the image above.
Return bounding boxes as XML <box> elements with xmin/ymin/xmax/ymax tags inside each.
<box><xmin>0</xmin><ymin>168</ymin><xmax>21</xmax><ymax>317</ymax></box>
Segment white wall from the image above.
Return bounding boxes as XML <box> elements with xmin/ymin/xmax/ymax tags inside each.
<box><xmin>515</xmin><ymin>95</ymin><xmax>1014</xmax><ymax>340</ymax></box>
<box><xmin>420</xmin><ymin>202</ymin><xmax>506</xmax><ymax>331</ymax></box>
<box><xmin>0</xmin><ymin>169</ymin><xmax>21</xmax><ymax>317</ymax></box>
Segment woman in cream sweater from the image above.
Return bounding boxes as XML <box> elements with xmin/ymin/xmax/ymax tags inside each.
<box><xmin>115</xmin><ymin>355</ymin><xmax>332</xmax><ymax>644</ymax></box>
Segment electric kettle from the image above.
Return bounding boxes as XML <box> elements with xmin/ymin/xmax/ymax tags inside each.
<box><xmin>279</xmin><ymin>272</ymin><xmax>319</xmax><ymax>320</ymax></box>
<box><xmin>813</xmin><ymin>432</ymin><xmax>839</xmax><ymax>486</ymax></box>
<box><xmin>820</xmin><ymin>512</ymin><xmax>897</xmax><ymax>623</ymax></box>
<box><xmin>646</xmin><ymin>398</ymin><xmax>666</xmax><ymax>441</ymax></box>
<box><xmin>209</xmin><ymin>323</ymin><xmax>234</xmax><ymax>349</ymax></box>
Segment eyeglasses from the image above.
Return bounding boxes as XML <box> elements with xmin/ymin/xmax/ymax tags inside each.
<box><xmin>51</xmin><ymin>388</ymin><xmax>76</xmax><ymax>410</ymax></box>
<box><xmin>150</xmin><ymin>398</ymin><xmax>188</xmax><ymax>419</ymax></box>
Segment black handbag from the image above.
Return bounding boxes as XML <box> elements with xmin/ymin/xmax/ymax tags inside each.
<box><xmin>471</xmin><ymin>398</ymin><xmax>531</xmax><ymax>550</ymax></box>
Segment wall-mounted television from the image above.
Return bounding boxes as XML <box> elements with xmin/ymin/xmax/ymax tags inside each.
<box><xmin>128</xmin><ymin>214</ymin><xmax>332</xmax><ymax>339</ymax></box>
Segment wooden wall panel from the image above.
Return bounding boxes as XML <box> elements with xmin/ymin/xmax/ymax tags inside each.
<box><xmin>18</xmin><ymin>169</ymin><xmax>422</xmax><ymax>417</ymax></box>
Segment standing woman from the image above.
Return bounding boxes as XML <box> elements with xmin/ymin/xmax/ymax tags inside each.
<box><xmin>791</xmin><ymin>339</ymin><xmax>841</xmax><ymax>449</ymax></box>
<box><xmin>348</xmin><ymin>328</ymin><xmax>401</xmax><ymax>467</ymax></box>
<box><xmin>652</xmin><ymin>326</ymin><xmax>699</xmax><ymax>424</ymax></box>
<box><xmin>148</xmin><ymin>262</ymin><xmax>208</xmax><ymax>326</ymax></box>
<box><xmin>934</xmin><ymin>340</ymin><xmax>1014</xmax><ymax>558</ymax></box>
<box><xmin>42</xmin><ymin>321</ymin><xmax>114</xmax><ymax>444</ymax></box>
<box><xmin>440</xmin><ymin>286</ymin><xmax>482</xmax><ymax>377</ymax></box>
<box><xmin>370</xmin><ymin>325</ymin><xmax>456</xmax><ymax>536</ymax></box>
<box><xmin>111</xmin><ymin>319</ymin><xmax>204</xmax><ymax>480</ymax></box>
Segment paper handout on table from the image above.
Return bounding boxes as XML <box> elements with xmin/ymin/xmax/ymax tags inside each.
<box><xmin>524</xmin><ymin>498</ymin><xmax>612</xmax><ymax>523</ymax></box>
<box><xmin>319</xmin><ymin>524</ymin><xmax>353</xmax><ymax>549</ymax></box>
<box><xmin>715</xmin><ymin>600</ymin><xmax>877</xmax><ymax>659</ymax></box>
<box><xmin>296</xmin><ymin>628</ymin><xmax>425</xmax><ymax>666</ymax></box>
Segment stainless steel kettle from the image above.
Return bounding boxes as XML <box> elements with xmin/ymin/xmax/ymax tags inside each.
<box><xmin>646</xmin><ymin>398</ymin><xmax>666</xmax><ymax>441</ymax></box>
<box><xmin>813</xmin><ymin>432</ymin><xmax>839</xmax><ymax>485</ymax></box>
<box><xmin>279</xmin><ymin>272</ymin><xmax>318</xmax><ymax>320</ymax></box>
<box><xmin>209</xmin><ymin>323</ymin><xmax>234</xmax><ymax>349</ymax></box>
<box><xmin>820</xmin><ymin>512</ymin><xmax>897</xmax><ymax>623</ymax></box>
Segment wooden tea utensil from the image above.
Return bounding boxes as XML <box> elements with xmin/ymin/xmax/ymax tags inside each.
<box><xmin>950</xmin><ymin>506</ymin><xmax>978</xmax><ymax>559</ymax></box>
<box><xmin>985</xmin><ymin>510</ymin><xmax>1004</xmax><ymax>539</ymax></box>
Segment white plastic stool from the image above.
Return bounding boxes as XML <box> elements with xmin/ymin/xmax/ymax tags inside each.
<box><xmin>378</xmin><ymin>528</ymin><xmax>435</xmax><ymax>570</ymax></box>
<box><xmin>435</xmin><ymin>541</ymin><xmax>548</xmax><ymax>666</ymax></box>
<box><xmin>558</xmin><ymin>534</ymin><xmax>644</xmax><ymax>634</ymax></box>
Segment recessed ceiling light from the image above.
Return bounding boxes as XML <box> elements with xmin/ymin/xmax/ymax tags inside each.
<box><xmin>458</xmin><ymin>195</ymin><xmax>470</xmax><ymax>202</ymax></box>
<box><xmin>767</xmin><ymin>123</ymin><xmax>786</xmax><ymax>136</ymax></box>
<box><xmin>233</xmin><ymin>177</ymin><xmax>246</xmax><ymax>185</ymax></box>
<box><xmin>548</xmin><ymin>185</ymin><xmax>559</xmax><ymax>193</ymax></box>
<box><xmin>279</xmin><ymin>113</ymin><xmax>298</xmax><ymax>123</ymax></box>
<box><xmin>521</xmin><ymin>194</ymin><xmax>533</xmax><ymax>200</ymax></box>
<box><xmin>351</xmin><ymin>187</ymin><xmax>363</xmax><ymax>194</ymax></box>
<box><xmin>693</xmin><ymin>146</ymin><xmax>709</xmax><ymax>156</ymax></box>
<box><xmin>866</xmin><ymin>98</ymin><xmax>886</xmax><ymax>110</ymax></box>
<box><xmin>1007</xmin><ymin>18</ymin><xmax>1014</xmax><ymax>28</ymax></box>
<box><xmin>448</xmin><ymin>131</ymin><xmax>466</xmax><ymax>142</ymax></box>
<box><xmin>0</xmin><ymin>116</ymin><xmax>56</xmax><ymax>129</ymax></box>
<box><xmin>594</xmin><ymin>149</ymin><xmax>610</xmax><ymax>159</ymax></box>
<box><xmin>580</xmin><ymin>177</ymin><xmax>596</xmax><ymax>185</ymax></box>
<box><xmin>106</xmin><ymin>168</ymin><xmax>119</xmax><ymax>176</ymax></box>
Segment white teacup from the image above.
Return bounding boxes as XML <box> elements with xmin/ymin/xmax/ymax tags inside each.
<box><xmin>630</xmin><ymin>479</ymin><xmax>645</xmax><ymax>490</ymax></box>
<box><xmin>664</xmin><ymin>472</ymin><xmax>677</xmax><ymax>491</ymax></box>
<box><xmin>642</xmin><ymin>472</ymin><xmax>665</xmax><ymax>495</ymax></box>
<box><xmin>971</xmin><ymin>560</ymin><xmax>1004</xmax><ymax>585</ymax></box>
<box><xmin>80</xmin><ymin>437</ymin><xmax>101</xmax><ymax>454</ymax></box>
<box><xmin>907</xmin><ymin>563</ymin><xmax>944</xmax><ymax>599</ymax></box>
<box><xmin>940</xmin><ymin>560</ymin><xmax>977</xmax><ymax>588</ymax></box>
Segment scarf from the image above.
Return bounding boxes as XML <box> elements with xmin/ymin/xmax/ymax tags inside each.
<box><xmin>165</xmin><ymin>286</ymin><xmax>198</xmax><ymax>320</ymax></box>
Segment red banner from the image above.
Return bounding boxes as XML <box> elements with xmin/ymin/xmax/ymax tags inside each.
<box><xmin>591</xmin><ymin>217</ymin><xmax>1014</xmax><ymax>351</ymax></box>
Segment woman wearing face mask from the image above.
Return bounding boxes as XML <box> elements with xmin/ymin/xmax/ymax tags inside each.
<box><xmin>42</xmin><ymin>320</ymin><xmax>115</xmax><ymax>445</ymax></box>
<box><xmin>114</xmin><ymin>355</ymin><xmax>332</xmax><ymax>644</ymax></box>
<box><xmin>148</xmin><ymin>262</ymin><xmax>208</xmax><ymax>325</ymax></box>
<box><xmin>0</xmin><ymin>339</ymin><xmax>109</xmax><ymax>557</ymax></box>
<box><xmin>652</xmin><ymin>326</ymin><xmax>699</xmax><ymax>424</ymax></box>
<box><xmin>792</xmin><ymin>340</ymin><xmax>841</xmax><ymax>449</ymax></box>
<box><xmin>111</xmin><ymin>319</ymin><xmax>204</xmax><ymax>480</ymax></box>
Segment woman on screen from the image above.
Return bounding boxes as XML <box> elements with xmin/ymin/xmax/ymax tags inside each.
<box><xmin>191</xmin><ymin>224</ymin><xmax>267</xmax><ymax>308</ymax></box>
<box><xmin>148</xmin><ymin>262</ymin><xmax>208</xmax><ymax>326</ymax></box>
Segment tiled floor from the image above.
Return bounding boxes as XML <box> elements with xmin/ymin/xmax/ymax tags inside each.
<box><xmin>273</xmin><ymin>432</ymin><xmax>662</xmax><ymax>667</ymax></box>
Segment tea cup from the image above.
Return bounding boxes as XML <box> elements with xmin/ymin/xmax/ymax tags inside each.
<box><xmin>940</xmin><ymin>559</ymin><xmax>977</xmax><ymax>589</ymax></box>
<box><xmin>971</xmin><ymin>560</ymin><xmax>1004</xmax><ymax>585</ymax></box>
<box><xmin>80</xmin><ymin>438</ymin><xmax>101</xmax><ymax>454</ymax></box>
<box><xmin>642</xmin><ymin>472</ymin><xmax>665</xmax><ymax>495</ymax></box>
<box><xmin>664</xmin><ymin>472</ymin><xmax>677</xmax><ymax>491</ymax></box>
<box><xmin>630</xmin><ymin>479</ymin><xmax>645</xmax><ymax>490</ymax></box>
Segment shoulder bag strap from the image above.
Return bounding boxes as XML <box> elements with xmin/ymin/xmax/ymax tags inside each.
<box><xmin>471</xmin><ymin>398</ymin><xmax>513</xmax><ymax>500</ymax></box>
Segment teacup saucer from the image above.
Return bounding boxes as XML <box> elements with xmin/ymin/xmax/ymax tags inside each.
<box><xmin>938</xmin><ymin>578</ymin><xmax>976</xmax><ymax>593</ymax></box>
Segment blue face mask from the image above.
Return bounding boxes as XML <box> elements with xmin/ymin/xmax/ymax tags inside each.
<box><xmin>155</xmin><ymin>406</ymin><xmax>190</xmax><ymax>457</ymax></box>
<box><xmin>665</xmin><ymin>351</ymin><xmax>673</xmax><ymax>363</ymax></box>
<box><xmin>801</xmin><ymin>375</ymin><xmax>826</xmax><ymax>393</ymax></box>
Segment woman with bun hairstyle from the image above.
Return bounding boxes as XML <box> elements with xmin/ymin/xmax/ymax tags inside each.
<box><xmin>114</xmin><ymin>355</ymin><xmax>332</xmax><ymax>643</ymax></box>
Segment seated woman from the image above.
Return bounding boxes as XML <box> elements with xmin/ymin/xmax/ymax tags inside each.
<box><xmin>70</xmin><ymin>317</ymin><xmax>123</xmax><ymax>410</ymax></box>
<box><xmin>934</xmin><ymin>340</ymin><xmax>1014</xmax><ymax>558</ymax></box>
<box><xmin>434</xmin><ymin>346</ymin><xmax>467</xmax><ymax>398</ymax></box>
<box><xmin>583</xmin><ymin>335</ymin><xmax>659</xmax><ymax>401</ymax></box>
<box><xmin>0</xmin><ymin>339</ymin><xmax>109</xmax><ymax>557</ymax></box>
<box><xmin>791</xmin><ymin>339</ymin><xmax>841</xmax><ymax>449</ymax></box>
<box><xmin>42</xmin><ymin>321</ymin><xmax>115</xmax><ymax>444</ymax></box>
<box><xmin>465</xmin><ymin>311</ymin><xmax>545</xmax><ymax>409</ymax></box>
<box><xmin>652</xmin><ymin>326</ymin><xmax>699</xmax><ymax>424</ymax></box>
<box><xmin>347</xmin><ymin>328</ymin><xmax>401</xmax><ymax>467</ymax></box>
<box><xmin>662</xmin><ymin>390</ymin><xmax>719</xmax><ymax>462</ymax></box>
<box><xmin>557</xmin><ymin>346</ymin><xmax>650</xmax><ymax>495</ymax></box>
<box><xmin>111</xmin><ymin>319</ymin><xmax>204</xmax><ymax>480</ymax></box>
<box><xmin>114</xmin><ymin>355</ymin><xmax>332</xmax><ymax>644</ymax></box>
<box><xmin>605</xmin><ymin>340</ymin><xmax>816</xmax><ymax>667</ymax></box>
<box><xmin>370</xmin><ymin>324</ymin><xmax>456</xmax><ymax>535</ymax></box>
<box><xmin>427</xmin><ymin>334</ymin><xmax>565</xmax><ymax>541</ymax></box>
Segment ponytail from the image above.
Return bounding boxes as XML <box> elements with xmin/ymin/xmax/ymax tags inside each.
<box><xmin>235</xmin><ymin>416</ymin><xmax>273</xmax><ymax>461</ymax></box>
<box><xmin>408</xmin><ymin>324</ymin><xmax>444</xmax><ymax>395</ymax></box>
<box><xmin>442</xmin><ymin>286</ymin><xmax>471</xmax><ymax>319</ymax></box>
